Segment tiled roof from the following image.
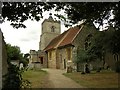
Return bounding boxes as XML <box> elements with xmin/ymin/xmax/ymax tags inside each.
<box><xmin>44</xmin><ymin>25</ymin><xmax>83</xmax><ymax>51</ymax></box>
<box><xmin>58</xmin><ymin>26</ymin><xmax>81</xmax><ymax>47</ymax></box>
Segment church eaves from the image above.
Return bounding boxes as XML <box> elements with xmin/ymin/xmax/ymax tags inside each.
<box><xmin>44</xmin><ymin>25</ymin><xmax>84</xmax><ymax>51</ymax></box>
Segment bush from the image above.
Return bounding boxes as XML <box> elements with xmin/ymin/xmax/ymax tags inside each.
<box><xmin>3</xmin><ymin>63</ymin><xmax>31</xmax><ymax>89</ymax></box>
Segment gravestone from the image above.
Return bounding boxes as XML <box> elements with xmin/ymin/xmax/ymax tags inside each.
<box><xmin>19</xmin><ymin>63</ymin><xmax>24</xmax><ymax>70</ymax></box>
<box><xmin>0</xmin><ymin>29</ymin><xmax>8</xmax><ymax>89</ymax></box>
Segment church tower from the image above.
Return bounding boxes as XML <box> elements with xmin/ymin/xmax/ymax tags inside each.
<box><xmin>39</xmin><ymin>13</ymin><xmax>61</xmax><ymax>50</ymax></box>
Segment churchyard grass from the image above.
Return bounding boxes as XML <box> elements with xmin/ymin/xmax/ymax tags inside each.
<box><xmin>22</xmin><ymin>69</ymin><xmax>48</xmax><ymax>88</ymax></box>
<box><xmin>63</xmin><ymin>70</ymin><xmax>119</xmax><ymax>88</ymax></box>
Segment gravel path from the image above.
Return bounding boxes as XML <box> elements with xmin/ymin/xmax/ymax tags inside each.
<box><xmin>42</xmin><ymin>68</ymin><xmax>85</xmax><ymax>88</ymax></box>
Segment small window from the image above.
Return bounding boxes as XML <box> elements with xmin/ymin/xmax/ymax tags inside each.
<box><xmin>51</xmin><ymin>26</ymin><xmax>55</xmax><ymax>32</ymax></box>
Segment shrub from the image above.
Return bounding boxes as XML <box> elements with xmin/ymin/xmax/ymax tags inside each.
<box><xmin>3</xmin><ymin>63</ymin><xmax>31</xmax><ymax>89</ymax></box>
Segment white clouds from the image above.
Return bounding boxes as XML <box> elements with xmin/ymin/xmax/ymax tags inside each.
<box><xmin>0</xmin><ymin>12</ymin><xmax>68</xmax><ymax>54</ymax></box>
<box><xmin>0</xmin><ymin>20</ymin><xmax>41</xmax><ymax>54</ymax></box>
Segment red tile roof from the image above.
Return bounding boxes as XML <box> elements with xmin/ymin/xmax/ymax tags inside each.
<box><xmin>44</xmin><ymin>25</ymin><xmax>83</xmax><ymax>51</ymax></box>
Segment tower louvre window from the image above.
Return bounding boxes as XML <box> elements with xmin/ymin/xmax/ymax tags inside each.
<box><xmin>51</xmin><ymin>26</ymin><xmax>55</xmax><ymax>32</ymax></box>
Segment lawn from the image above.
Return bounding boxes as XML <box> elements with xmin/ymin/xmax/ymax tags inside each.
<box><xmin>63</xmin><ymin>70</ymin><xmax>119</xmax><ymax>88</ymax></box>
<box><xmin>22</xmin><ymin>69</ymin><xmax>48</xmax><ymax>88</ymax></box>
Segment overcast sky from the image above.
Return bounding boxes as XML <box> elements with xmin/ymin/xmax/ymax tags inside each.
<box><xmin>0</xmin><ymin>11</ymin><xmax>68</xmax><ymax>54</ymax></box>
<box><xmin>0</xmin><ymin>8</ymin><xmax>113</xmax><ymax>54</ymax></box>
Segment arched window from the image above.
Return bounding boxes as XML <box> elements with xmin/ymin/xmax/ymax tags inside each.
<box><xmin>84</xmin><ymin>34</ymin><xmax>93</xmax><ymax>50</ymax></box>
<box><xmin>51</xmin><ymin>26</ymin><xmax>55</xmax><ymax>32</ymax></box>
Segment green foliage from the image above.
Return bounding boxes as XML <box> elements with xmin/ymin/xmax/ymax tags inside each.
<box><xmin>6</xmin><ymin>44</ymin><xmax>29</xmax><ymax>67</ymax></box>
<box><xmin>87</xmin><ymin>31</ymin><xmax>105</xmax><ymax>60</ymax></box>
<box><xmin>76</xmin><ymin>47</ymin><xmax>98</xmax><ymax>64</ymax></box>
<box><xmin>2</xmin><ymin>2</ymin><xmax>119</xmax><ymax>29</ymax></box>
<box><xmin>2</xmin><ymin>2</ymin><xmax>54</xmax><ymax>28</ymax></box>
<box><xmin>88</xmin><ymin>28</ymin><xmax>120</xmax><ymax>60</ymax></box>
<box><xmin>3</xmin><ymin>44</ymin><xmax>31</xmax><ymax>89</ymax></box>
<box><xmin>6</xmin><ymin>44</ymin><xmax>23</xmax><ymax>63</ymax></box>
<box><xmin>104</xmin><ymin>29</ymin><xmax>120</xmax><ymax>54</ymax></box>
<box><xmin>3</xmin><ymin>64</ymin><xmax>31</xmax><ymax>89</ymax></box>
<box><xmin>3</xmin><ymin>64</ymin><xmax>22</xmax><ymax>89</ymax></box>
<box><xmin>86</xmin><ymin>28</ymin><xmax>120</xmax><ymax>72</ymax></box>
<box><xmin>76</xmin><ymin>49</ymin><xmax>89</xmax><ymax>63</ymax></box>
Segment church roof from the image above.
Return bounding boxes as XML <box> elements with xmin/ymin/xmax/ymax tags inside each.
<box><xmin>44</xmin><ymin>25</ymin><xmax>84</xmax><ymax>51</ymax></box>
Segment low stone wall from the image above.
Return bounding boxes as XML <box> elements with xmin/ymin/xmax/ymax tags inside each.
<box><xmin>0</xmin><ymin>29</ymin><xmax>8</xmax><ymax>89</ymax></box>
<box><xmin>28</xmin><ymin>62</ymin><xmax>42</xmax><ymax>70</ymax></box>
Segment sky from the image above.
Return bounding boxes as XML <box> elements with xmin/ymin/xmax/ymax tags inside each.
<box><xmin>0</xmin><ymin>8</ymin><xmax>114</xmax><ymax>54</ymax></box>
<box><xmin>0</xmin><ymin>11</ymin><xmax>68</xmax><ymax>54</ymax></box>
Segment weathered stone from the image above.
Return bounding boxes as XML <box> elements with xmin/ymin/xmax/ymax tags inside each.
<box><xmin>46</xmin><ymin>24</ymin><xmax>96</xmax><ymax>71</ymax></box>
<box><xmin>29</xmin><ymin>15</ymin><xmax>61</xmax><ymax>69</ymax></box>
<box><xmin>39</xmin><ymin>15</ymin><xmax>61</xmax><ymax>50</ymax></box>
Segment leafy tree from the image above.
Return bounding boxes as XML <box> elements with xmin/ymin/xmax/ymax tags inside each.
<box><xmin>75</xmin><ymin>49</ymin><xmax>92</xmax><ymax>73</ymax></box>
<box><xmin>2</xmin><ymin>2</ymin><xmax>55</xmax><ymax>28</ymax></box>
<box><xmin>3</xmin><ymin>63</ymin><xmax>23</xmax><ymax>89</ymax></box>
<box><xmin>103</xmin><ymin>28</ymin><xmax>120</xmax><ymax>54</ymax></box>
<box><xmin>2</xmin><ymin>2</ymin><xmax>119</xmax><ymax>30</ymax></box>
<box><xmin>3</xmin><ymin>63</ymin><xmax>31</xmax><ymax>89</ymax></box>
<box><xmin>87</xmin><ymin>28</ymin><xmax>120</xmax><ymax>72</ymax></box>
<box><xmin>6</xmin><ymin>44</ymin><xmax>30</xmax><ymax>68</ymax></box>
<box><xmin>88</xmin><ymin>27</ymin><xmax>120</xmax><ymax>59</ymax></box>
<box><xmin>3</xmin><ymin>44</ymin><xmax>31</xmax><ymax>89</ymax></box>
<box><xmin>6</xmin><ymin>44</ymin><xmax>23</xmax><ymax>63</ymax></box>
<box><xmin>75</xmin><ymin>49</ymin><xmax>89</xmax><ymax>63</ymax></box>
<box><xmin>87</xmin><ymin>31</ymin><xmax>105</xmax><ymax>60</ymax></box>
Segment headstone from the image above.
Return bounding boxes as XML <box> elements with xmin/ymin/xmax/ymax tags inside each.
<box><xmin>19</xmin><ymin>63</ymin><xmax>24</xmax><ymax>70</ymax></box>
<box><xmin>66</xmin><ymin>61</ymin><xmax>73</xmax><ymax>73</ymax></box>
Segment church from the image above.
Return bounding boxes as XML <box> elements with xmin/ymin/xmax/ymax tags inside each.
<box><xmin>29</xmin><ymin>14</ymin><xmax>61</xmax><ymax>68</ymax></box>
<box><xmin>29</xmin><ymin>14</ymin><xmax>119</xmax><ymax>72</ymax></box>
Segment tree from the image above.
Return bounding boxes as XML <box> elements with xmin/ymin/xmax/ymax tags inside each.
<box><xmin>75</xmin><ymin>49</ymin><xmax>91</xmax><ymax>73</ymax></box>
<box><xmin>2</xmin><ymin>2</ymin><xmax>55</xmax><ymax>28</ymax></box>
<box><xmin>87</xmin><ymin>31</ymin><xmax>105</xmax><ymax>60</ymax></box>
<box><xmin>103</xmin><ymin>28</ymin><xmax>120</xmax><ymax>54</ymax></box>
<box><xmin>3</xmin><ymin>63</ymin><xmax>23</xmax><ymax>89</ymax></box>
<box><xmin>6</xmin><ymin>44</ymin><xmax>30</xmax><ymax>68</ymax></box>
<box><xmin>87</xmin><ymin>28</ymin><xmax>120</xmax><ymax>72</ymax></box>
<box><xmin>3</xmin><ymin>44</ymin><xmax>31</xmax><ymax>89</ymax></box>
<box><xmin>2</xmin><ymin>2</ymin><xmax>119</xmax><ymax>30</ymax></box>
<box><xmin>6</xmin><ymin>44</ymin><xmax>23</xmax><ymax>63</ymax></box>
<box><xmin>88</xmin><ymin>28</ymin><xmax>120</xmax><ymax>58</ymax></box>
<box><xmin>75</xmin><ymin>49</ymin><xmax>89</xmax><ymax>63</ymax></box>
